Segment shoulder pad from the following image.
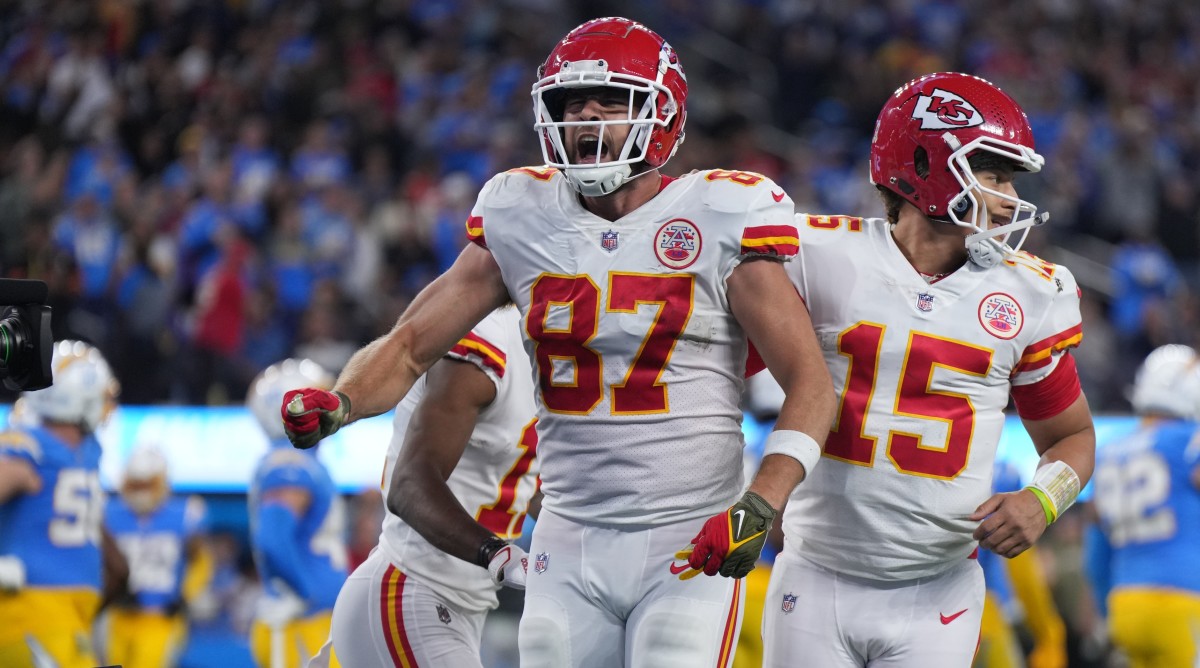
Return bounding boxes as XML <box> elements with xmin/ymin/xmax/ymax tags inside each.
<box><xmin>695</xmin><ymin>169</ymin><xmax>788</xmax><ymax>213</ymax></box>
<box><xmin>795</xmin><ymin>213</ymin><xmax>873</xmax><ymax>243</ymax></box>
<box><xmin>1002</xmin><ymin>251</ymin><xmax>1079</xmax><ymax>297</ymax></box>
<box><xmin>482</xmin><ymin>166</ymin><xmax>562</xmax><ymax>209</ymax></box>
<box><xmin>0</xmin><ymin>430</ymin><xmax>41</xmax><ymax>462</ymax></box>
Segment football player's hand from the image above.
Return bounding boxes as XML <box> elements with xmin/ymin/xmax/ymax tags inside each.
<box><xmin>281</xmin><ymin>388</ymin><xmax>350</xmax><ymax>449</ymax></box>
<box><xmin>486</xmin><ymin>543</ymin><xmax>528</xmax><ymax>590</ymax></box>
<box><xmin>970</xmin><ymin>490</ymin><xmax>1047</xmax><ymax>558</ymax></box>
<box><xmin>686</xmin><ymin>491</ymin><xmax>777</xmax><ymax>578</ymax></box>
<box><xmin>0</xmin><ymin>555</ymin><xmax>25</xmax><ymax>592</ymax></box>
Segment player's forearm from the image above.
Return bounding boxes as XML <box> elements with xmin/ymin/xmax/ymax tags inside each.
<box><xmin>334</xmin><ymin>330</ymin><xmax>425</xmax><ymax>422</ymax></box>
<box><xmin>1036</xmin><ymin>428</ymin><xmax>1095</xmax><ymax>489</ymax></box>
<box><xmin>388</xmin><ymin>465</ymin><xmax>494</xmax><ymax>566</ymax></box>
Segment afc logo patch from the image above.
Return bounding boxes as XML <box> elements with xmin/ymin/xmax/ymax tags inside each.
<box><xmin>781</xmin><ymin>592</ymin><xmax>797</xmax><ymax>614</ymax></box>
<box><xmin>436</xmin><ymin>603</ymin><xmax>452</xmax><ymax>624</ymax></box>
<box><xmin>534</xmin><ymin>552</ymin><xmax>549</xmax><ymax>574</ymax></box>
<box><xmin>978</xmin><ymin>292</ymin><xmax>1023</xmax><ymax>340</ymax></box>
<box><xmin>654</xmin><ymin>218</ymin><xmax>702</xmax><ymax>269</ymax></box>
<box><xmin>600</xmin><ymin>229</ymin><xmax>619</xmax><ymax>252</ymax></box>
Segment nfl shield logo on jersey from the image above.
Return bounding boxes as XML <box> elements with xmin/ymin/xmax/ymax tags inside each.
<box><xmin>534</xmin><ymin>552</ymin><xmax>549</xmax><ymax>574</ymax></box>
<box><xmin>601</xmin><ymin>229</ymin><xmax>619</xmax><ymax>252</ymax></box>
<box><xmin>436</xmin><ymin>603</ymin><xmax>452</xmax><ymax>624</ymax></box>
<box><xmin>916</xmin><ymin>292</ymin><xmax>934</xmax><ymax>312</ymax></box>
<box><xmin>781</xmin><ymin>593</ymin><xmax>797</xmax><ymax>614</ymax></box>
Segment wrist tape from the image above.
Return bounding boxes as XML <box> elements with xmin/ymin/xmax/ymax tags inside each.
<box><xmin>1025</xmin><ymin>460</ymin><xmax>1081</xmax><ymax>524</ymax></box>
<box><xmin>763</xmin><ymin>430</ymin><xmax>822</xmax><ymax>479</ymax></box>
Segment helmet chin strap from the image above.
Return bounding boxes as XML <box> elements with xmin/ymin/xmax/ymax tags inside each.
<box><xmin>563</xmin><ymin>162</ymin><xmax>663</xmax><ymax>198</ymax></box>
<box><xmin>563</xmin><ymin>163</ymin><xmax>633</xmax><ymax>197</ymax></box>
<box><xmin>964</xmin><ymin>211</ymin><xmax>1049</xmax><ymax>268</ymax></box>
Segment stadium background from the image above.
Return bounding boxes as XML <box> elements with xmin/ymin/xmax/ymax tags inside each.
<box><xmin>1</xmin><ymin>0</ymin><xmax>1195</xmax><ymax>665</ymax></box>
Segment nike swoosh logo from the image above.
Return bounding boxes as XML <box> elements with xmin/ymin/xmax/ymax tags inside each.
<box><xmin>772</xmin><ymin>191</ymin><xmax>785</xmax><ymax>202</ymax></box>
<box><xmin>940</xmin><ymin>609</ymin><xmax>968</xmax><ymax>625</ymax></box>
<box><xmin>732</xmin><ymin>509</ymin><xmax>746</xmax><ymax>538</ymax></box>
<box><xmin>669</xmin><ymin>562</ymin><xmax>692</xmax><ymax>575</ymax></box>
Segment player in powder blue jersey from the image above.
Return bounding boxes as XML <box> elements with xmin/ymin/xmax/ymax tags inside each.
<box><xmin>103</xmin><ymin>444</ymin><xmax>212</xmax><ymax>668</ymax></box>
<box><xmin>0</xmin><ymin>340</ymin><xmax>123</xmax><ymax>667</ymax></box>
<box><xmin>246</xmin><ymin>359</ymin><xmax>348</xmax><ymax>668</ymax></box>
<box><xmin>1086</xmin><ymin>344</ymin><xmax>1200</xmax><ymax>668</ymax></box>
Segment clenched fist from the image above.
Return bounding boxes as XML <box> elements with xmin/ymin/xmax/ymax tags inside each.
<box><xmin>280</xmin><ymin>388</ymin><xmax>351</xmax><ymax>449</ymax></box>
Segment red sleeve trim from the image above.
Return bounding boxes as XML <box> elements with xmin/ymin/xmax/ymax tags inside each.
<box><xmin>465</xmin><ymin>215</ymin><xmax>487</xmax><ymax>249</ymax></box>
<box><xmin>741</xmin><ymin>224</ymin><xmax>799</xmax><ymax>257</ymax></box>
<box><xmin>1011</xmin><ymin>352</ymin><xmax>1081</xmax><ymax>421</ymax></box>
<box><xmin>1015</xmin><ymin>324</ymin><xmax>1083</xmax><ymax>374</ymax></box>
<box><xmin>447</xmin><ymin>332</ymin><xmax>506</xmax><ymax>378</ymax></box>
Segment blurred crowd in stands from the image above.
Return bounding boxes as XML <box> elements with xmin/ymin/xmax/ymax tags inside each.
<box><xmin>2</xmin><ymin>0</ymin><xmax>1198</xmax><ymax>410</ymax></box>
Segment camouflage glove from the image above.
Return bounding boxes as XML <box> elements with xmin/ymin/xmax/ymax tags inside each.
<box><xmin>685</xmin><ymin>491</ymin><xmax>777</xmax><ymax>578</ymax></box>
<box><xmin>281</xmin><ymin>389</ymin><xmax>350</xmax><ymax>449</ymax></box>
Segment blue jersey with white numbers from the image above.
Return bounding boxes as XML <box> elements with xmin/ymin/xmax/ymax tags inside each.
<box><xmin>248</xmin><ymin>441</ymin><xmax>346</xmax><ymax>612</ymax></box>
<box><xmin>0</xmin><ymin>426</ymin><xmax>104</xmax><ymax>589</ymax></box>
<box><xmin>980</xmin><ymin>460</ymin><xmax>1023</xmax><ymax>612</ymax></box>
<box><xmin>1092</xmin><ymin>419</ymin><xmax>1200</xmax><ymax>593</ymax></box>
<box><xmin>106</xmin><ymin>495</ymin><xmax>207</xmax><ymax>610</ymax></box>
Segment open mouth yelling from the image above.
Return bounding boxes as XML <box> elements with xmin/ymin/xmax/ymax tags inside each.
<box><xmin>575</xmin><ymin>134</ymin><xmax>610</xmax><ymax>164</ymax></box>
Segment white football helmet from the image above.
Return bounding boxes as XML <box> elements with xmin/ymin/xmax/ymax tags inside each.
<box><xmin>21</xmin><ymin>340</ymin><xmax>119</xmax><ymax>433</ymax></box>
<box><xmin>121</xmin><ymin>444</ymin><xmax>170</xmax><ymax>515</ymax></box>
<box><xmin>246</xmin><ymin>358</ymin><xmax>334</xmax><ymax>441</ymax></box>
<box><xmin>1130</xmin><ymin>344</ymin><xmax>1200</xmax><ymax>419</ymax></box>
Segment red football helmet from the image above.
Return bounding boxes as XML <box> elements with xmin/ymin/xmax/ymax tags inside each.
<box><xmin>532</xmin><ymin>17</ymin><xmax>688</xmax><ymax>196</ymax></box>
<box><xmin>870</xmin><ymin>72</ymin><xmax>1046</xmax><ymax>266</ymax></box>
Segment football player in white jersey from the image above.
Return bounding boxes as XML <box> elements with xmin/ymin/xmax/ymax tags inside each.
<box><xmin>279</xmin><ymin>16</ymin><xmax>836</xmax><ymax>668</ymax></box>
<box><xmin>311</xmin><ymin>307</ymin><xmax>539</xmax><ymax>667</ymax></box>
<box><xmin>761</xmin><ymin>72</ymin><xmax>1097</xmax><ymax>667</ymax></box>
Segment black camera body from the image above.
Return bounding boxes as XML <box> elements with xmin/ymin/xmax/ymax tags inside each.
<box><xmin>0</xmin><ymin>279</ymin><xmax>53</xmax><ymax>391</ymax></box>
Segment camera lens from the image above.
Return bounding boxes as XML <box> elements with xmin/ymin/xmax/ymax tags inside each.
<box><xmin>0</xmin><ymin>309</ymin><xmax>30</xmax><ymax>377</ymax></box>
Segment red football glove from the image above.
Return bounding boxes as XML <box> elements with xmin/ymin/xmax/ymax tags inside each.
<box><xmin>685</xmin><ymin>491</ymin><xmax>777</xmax><ymax>578</ymax></box>
<box><xmin>281</xmin><ymin>388</ymin><xmax>350</xmax><ymax>449</ymax></box>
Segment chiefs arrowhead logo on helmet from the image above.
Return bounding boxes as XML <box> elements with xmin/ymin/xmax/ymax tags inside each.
<box><xmin>912</xmin><ymin>88</ymin><xmax>983</xmax><ymax>130</ymax></box>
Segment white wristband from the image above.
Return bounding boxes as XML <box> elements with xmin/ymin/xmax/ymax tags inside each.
<box><xmin>763</xmin><ymin>430</ymin><xmax>822</xmax><ymax>478</ymax></box>
<box><xmin>1029</xmin><ymin>460</ymin><xmax>1081</xmax><ymax>520</ymax></box>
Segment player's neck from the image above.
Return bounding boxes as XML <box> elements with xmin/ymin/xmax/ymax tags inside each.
<box><xmin>43</xmin><ymin>422</ymin><xmax>86</xmax><ymax>448</ymax></box>
<box><xmin>579</xmin><ymin>170</ymin><xmax>662</xmax><ymax>222</ymax></box>
<box><xmin>891</xmin><ymin>213</ymin><xmax>969</xmax><ymax>277</ymax></box>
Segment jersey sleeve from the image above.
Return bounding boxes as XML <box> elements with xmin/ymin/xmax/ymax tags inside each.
<box><xmin>0</xmin><ymin>429</ymin><xmax>41</xmax><ymax>466</ymax></box>
<box><xmin>1011</xmin><ymin>264</ymin><xmax>1084</xmax><ymax>386</ymax></box>
<box><xmin>465</xmin><ymin>167</ymin><xmax>557</xmax><ymax>250</ymax></box>
<box><xmin>697</xmin><ymin>171</ymin><xmax>798</xmax><ymax>282</ymax></box>
<box><xmin>445</xmin><ymin>308</ymin><xmax>515</xmax><ymax>390</ymax></box>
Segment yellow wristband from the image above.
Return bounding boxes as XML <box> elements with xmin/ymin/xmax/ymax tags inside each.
<box><xmin>1026</xmin><ymin>486</ymin><xmax>1057</xmax><ymax>525</ymax></box>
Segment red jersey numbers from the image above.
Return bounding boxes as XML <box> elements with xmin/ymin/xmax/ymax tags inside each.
<box><xmin>476</xmin><ymin>418</ymin><xmax>539</xmax><ymax>537</ymax></box>
<box><xmin>508</xmin><ymin>166</ymin><xmax>557</xmax><ymax>181</ymax></box>
<box><xmin>826</xmin><ymin>323</ymin><xmax>993</xmax><ymax>479</ymax></box>
<box><xmin>526</xmin><ymin>273</ymin><xmax>695</xmax><ymax>415</ymax></box>
<box><xmin>705</xmin><ymin>170</ymin><xmax>765</xmax><ymax>187</ymax></box>
<box><xmin>804</xmin><ymin>214</ymin><xmax>863</xmax><ymax>232</ymax></box>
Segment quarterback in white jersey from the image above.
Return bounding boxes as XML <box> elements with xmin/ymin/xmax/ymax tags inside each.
<box><xmin>281</xmin><ymin>17</ymin><xmax>835</xmax><ymax>668</ymax></box>
<box><xmin>315</xmin><ymin>307</ymin><xmax>538</xmax><ymax>667</ymax></box>
<box><xmin>763</xmin><ymin>72</ymin><xmax>1096</xmax><ymax>668</ymax></box>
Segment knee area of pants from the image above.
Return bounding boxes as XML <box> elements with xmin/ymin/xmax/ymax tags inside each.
<box><xmin>518</xmin><ymin>616</ymin><xmax>569</xmax><ymax>667</ymax></box>
<box><xmin>632</xmin><ymin>610</ymin><xmax>716</xmax><ymax>664</ymax></box>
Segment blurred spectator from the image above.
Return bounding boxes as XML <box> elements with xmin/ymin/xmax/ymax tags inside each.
<box><xmin>0</xmin><ymin>0</ymin><xmax>1195</xmax><ymax>411</ymax></box>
